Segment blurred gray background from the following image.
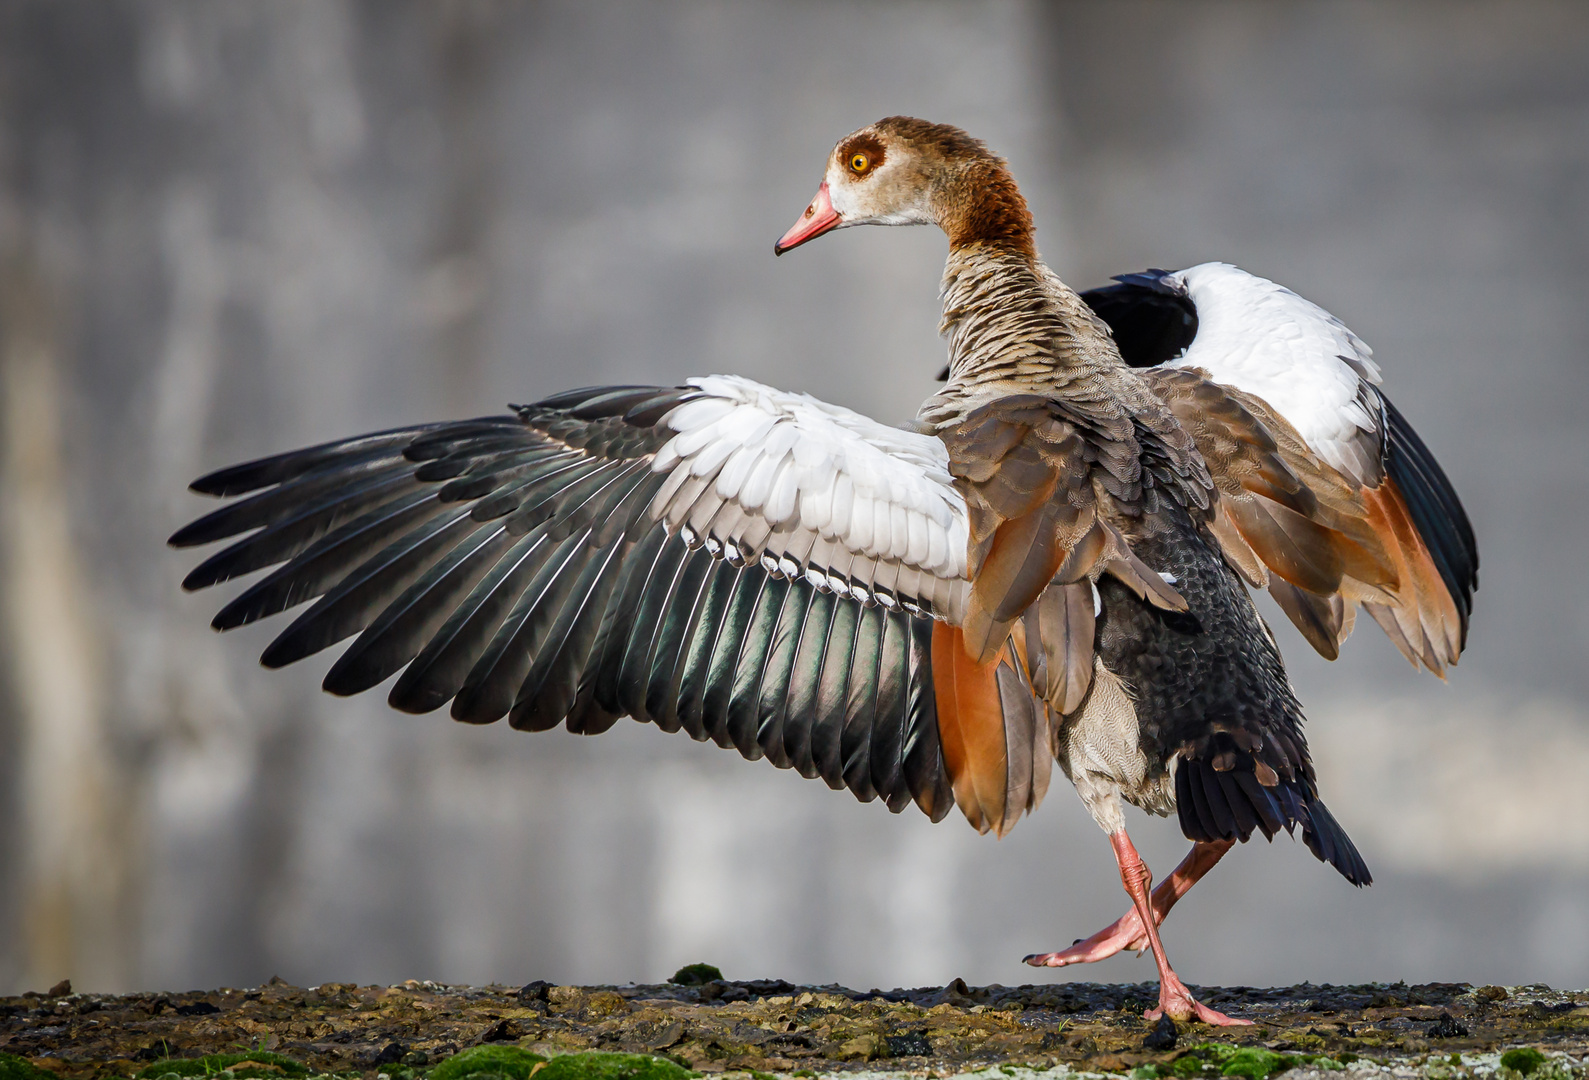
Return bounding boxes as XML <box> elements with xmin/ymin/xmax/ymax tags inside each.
<box><xmin>0</xmin><ymin>0</ymin><xmax>1586</xmax><ymax>996</ymax></box>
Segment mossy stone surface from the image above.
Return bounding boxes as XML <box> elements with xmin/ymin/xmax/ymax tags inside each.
<box><xmin>535</xmin><ymin>1052</ymin><xmax>693</xmax><ymax>1080</ymax></box>
<box><xmin>428</xmin><ymin>1046</ymin><xmax>546</xmax><ymax>1080</ymax></box>
<box><xmin>133</xmin><ymin>1051</ymin><xmax>309</xmax><ymax>1079</ymax></box>
<box><xmin>0</xmin><ymin>1053</ymin><xmax>61</xmax><ymax>1080</ymax></box>
<box><xmin>667</xmin><ymin>965</ymin><xmax>723</xmax><ymax>986</ymax></box>
<box><xmin>1210</xmin><ymin>1047</ymin><xmax>1305</xmax><ymax>1080</ymax></box>
<box><xmin>1134</xmin><ymin>1042</ymin><xmax>1340</xmax><ymax>1080</ymax></box>
<box><xmin>1501</xmin><ymin>1047</ymin><xmax>1549</xmax><ymax>1075</ymax></box>
<box><xmin>0</xmin><ymin>980</ymin><xmax>1582</xmax><ymax>1078</ymax></box>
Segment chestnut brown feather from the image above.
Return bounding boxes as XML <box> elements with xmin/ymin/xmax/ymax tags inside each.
<box><xmin>1141</xmin><ymin>367</ymin><xmax>1420</xmax><ymax>661</ymax></box>
<box><xmin>939</xmin><ymin>396</ymin><xmax>1189</xmax><ymax>666</ymax></box>
<box><xmin>930</xmin><ymin>623</ymin><xmax>1051</xmax><ymax>837</ymax></box>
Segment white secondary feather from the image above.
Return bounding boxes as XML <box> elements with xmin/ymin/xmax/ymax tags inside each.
<box><xmin>649</xmin><ymin>375</ymin><xmax>969</xmax><ymax>617</ymax></box>
<box><xmin>1166</xmin><ymin>262</ymin><xmax>1385</xmax><ymax>485</ymax></box>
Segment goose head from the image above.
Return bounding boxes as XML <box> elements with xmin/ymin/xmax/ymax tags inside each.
<box><xmin>774</xmin><ymin>116</ymin><xmax>1034</xmax><ymax>258</ymax></box>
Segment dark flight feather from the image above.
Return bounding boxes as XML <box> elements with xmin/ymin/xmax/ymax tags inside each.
<box><xmin>1381</xmin><ymin>396</ymin><xmax>1477</xmax><ymax>639</ymax></box>
<box><xmin>182</xmin><ymin>470</ymin><xmax>423</xmax><ymax>591</ymax></box>
<box><xmin>452</xmin><ymin>530</ymin><xmax>587</xmax><ymax>724</ymax></box>
<box><xmin>187</xmin><ymin>424</ymin><xmax>474</xmax><ymax>497</ymax></box>
<box><xmin>259</xmin><ymin>502</ymin><xmax>482</xmax><ymax>668</ymax></box>
<box><xmin>510</xmin><ymin>535</ymin><xmax>631</xmax><ymax>732</ymax></box>
<box><xmin>324</xmin><ymin>523</ymin><xmax>515</xmax><ymax>695</ymax></box>
<box><xmin>389</xmin><ymin>527</ymin><xmax>560</xmax><ymax>715</ymax></box>
<box><xmin>674</xmin><ymin>559</ymin><xmax>743</xmax><ymax>742</ymax></box>
<box><xmin>213</xmin><ymin>487</ymin><xmax>443</xmax><ymax>629</ymax></box>
<box><xmin>172</xmin><ymin>452</ymin><xmax>416</xmax><ymax>548</ymax></box>
<box><xmin>645</xmin><ymin>549</ymin><xmax>716</xmax><ymax>733</ymax></box>
<box><xmin>753</xmin><ymin>580</ymin><xmax>813</xmax><ymax>770</ymax></box>
<box><xmin>812</xmin><ymin>597</ymin><xmax>863</xmax><ymax>791</ymax></box>
<box><xmin>724</xmin><ymin>575</ymin><xmax>791</xmax><ymax>760</ymax></box>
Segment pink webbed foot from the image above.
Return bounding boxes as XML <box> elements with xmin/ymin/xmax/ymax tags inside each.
<box><xmin>1144</xmin><ymin>971</ymin><xmax>1253</xmax><ymax>1027</ymax></box>
<box><xmin>1024</xmin><ymin>840</ymin><xmax>1234</xmax><ymax>969</ymax></box>
<box><xmin>1022</xmin><ymin>909</ymin><xmax>1150</xmax><ymax>967</ymax></box>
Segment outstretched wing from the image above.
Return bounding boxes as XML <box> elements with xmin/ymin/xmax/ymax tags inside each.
<box><xmin>1082</xmin><ymin>263</ymin><xmax>1477</xmax><ymax>674</ymax></box>
<box><xmin>171</xmin><ymin>378</ymin><xmax>1050</xmax><ymax>836</ymax></box>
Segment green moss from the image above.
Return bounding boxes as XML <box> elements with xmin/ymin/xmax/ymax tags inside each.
<box><xmin>133</xmin><ymin>1051</ymin><xmax>308</xmax><ymax>1079</ymax></box>
<box><xmin>1137</xmin><ymin>1053</ymin><xmax>1218</xmax><ymax>1079</ymax></box>
<box><xmin>429</xmin><ymin>1046</ymin><xmax>547</xmax><ymax>1080</ymax></box>
<box><xmin>667</xmin><ymin>964</ymin><xmax>723</xmax><ymax>986</ymax></box>
<box><xmin>0</xmin><ymin>1052</ymin><xmax>62</xmax><ymax>1080</ymax></box>
<box><xmin>426</xmin><ymin>1050</ymin><xmax>689</xmax><ymax>1080</ymax></box>
<box><xmin>1500</xmin><ymin>1048</ymin><xmax>1547</xmax><ymax>1076</ymax></box>
<box><xmin>1219</xmin><ymin>1049</ymin><xmax>1300</xmax><ymax>1080</ymax></box>
<box><xmin>1139</xmin><ymin>1043</ymin><xmax>1323</xmax><ymax>1080</ymax></box>
<box><xmin>536</xmin><ymin>1053</ymin><xmax>694</xmax><ymax>1080</ymax></box>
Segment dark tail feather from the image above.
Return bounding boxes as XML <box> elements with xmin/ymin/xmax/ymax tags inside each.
<box><xmin>1177</xmin><ymin>752</ymin><xmax>1371</xmax><ymax>887</ymax></box>
<box><xmin>1302</xmin><ymin>799</ymin><xmax>1372</xmax><ymax>887</ymax></box>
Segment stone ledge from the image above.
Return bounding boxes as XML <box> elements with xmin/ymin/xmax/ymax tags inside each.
<box><xmin>1</xmin><ymin>979</ymin><xmax>1584</xmax><ymax>1080</ymax></box>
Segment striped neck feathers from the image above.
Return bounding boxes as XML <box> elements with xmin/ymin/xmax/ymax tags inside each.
<box><xmin>936</xmin><ymin>246</ymin><xmax>1120</xmax><ymax>391</ymax></box>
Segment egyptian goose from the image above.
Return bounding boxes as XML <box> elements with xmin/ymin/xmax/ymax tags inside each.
<box><xmin>171</xmin><ymin>118</ymin><xmax>1476</xmax><ymax>1026</ymax></box>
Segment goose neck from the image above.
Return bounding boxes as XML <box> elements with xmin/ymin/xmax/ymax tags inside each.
<box><xmin>935</xmin><ymin>245</ymin><xmax>1117</xmax><ymax>393</ymax></box>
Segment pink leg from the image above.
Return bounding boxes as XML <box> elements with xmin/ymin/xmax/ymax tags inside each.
<box><xmin>1108</xmin><ymin>830</ymin><xmax>1249</xmax><ymax>1026</ymax></box>
<box><xmin>1025</xmin><ymin>838</ymin><xmax>1233</xmax><ymax>968</ymax></box>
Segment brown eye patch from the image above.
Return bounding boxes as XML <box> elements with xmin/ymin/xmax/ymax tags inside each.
<box><xmin>838</xmin><ymin>133</ymin><xmax>885</xmax><ymax>177</ymax></box>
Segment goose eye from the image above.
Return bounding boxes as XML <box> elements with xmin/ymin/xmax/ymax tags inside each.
<box><xmin>849</xmin><ymin>153</ymin><xmax>870</xmax><ymax>173</ymax></box>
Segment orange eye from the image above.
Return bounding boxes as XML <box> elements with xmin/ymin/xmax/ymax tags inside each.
<box><xmin>849</xmin><ymin>153</ymin><xmax>870</xmax><ymax>173</ymax></box>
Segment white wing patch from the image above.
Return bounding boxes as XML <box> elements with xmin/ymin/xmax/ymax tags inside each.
<box><xmin>650</xmin><ymin>375</ymin><xmax>970</xmax><ymax>619</ymax></box>
<box><xmin>1168</xmin><ymin>262</ymin><xmax>1384</xmax><ymax>485</ymax></box>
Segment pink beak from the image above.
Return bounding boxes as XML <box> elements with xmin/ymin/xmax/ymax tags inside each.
<box><xmin>774</xmin><ymin>182</ymin><xmax>841</xmax><ymax>255</ymax></box>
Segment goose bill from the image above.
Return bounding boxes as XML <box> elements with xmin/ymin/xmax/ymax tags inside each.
<box><xmin>774</xmin><ymin>182</ymin><xmax>841</xmax><ymax>254</ymax></box>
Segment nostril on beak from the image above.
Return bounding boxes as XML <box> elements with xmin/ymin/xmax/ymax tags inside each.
<box><xmin>804</xmin><ymin>205</ymin><xmax>815</xmax><ymax>219</ymax></box>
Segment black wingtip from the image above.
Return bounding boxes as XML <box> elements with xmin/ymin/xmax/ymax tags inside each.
<box><xmin>169</xmin><ymin>524</ymin><xmax>202</xmax><ymax>550</ymax></box>
<box><xmin>1381</xmin><ymin>394</ymin><xmax>1478</xmax><ymax>636</ymax></box>
<box><xmin>168</xmin><ymin>513</ymin><xmax>242</xmax><ymax>550</ymax></box>
<box><xmin>188</xmin><ymin>466</ymin><xmax>256</xmax><ymax>498</ymax></box>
